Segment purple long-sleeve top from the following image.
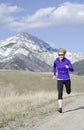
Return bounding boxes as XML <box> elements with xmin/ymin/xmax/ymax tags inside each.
<box><xmin>53</xmin><ymin>57</ymin><xmax>74</xmax><ymax>80</ymax></box>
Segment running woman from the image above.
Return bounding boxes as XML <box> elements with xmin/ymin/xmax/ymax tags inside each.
<box><xmin>53</xmin><ymin>48</ymin><xmax>74</xmax><ymax>113</ymax></box>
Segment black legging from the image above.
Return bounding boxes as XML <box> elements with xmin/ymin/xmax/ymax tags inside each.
<box><xmin>57</xmin><ymin>79</ymin><xmax>71</xmax><ymax>99</ymax></box>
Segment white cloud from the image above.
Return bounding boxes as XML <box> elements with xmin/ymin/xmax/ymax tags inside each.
<box><xmin>0</xmin><ymin>3</ymin><xmax>24</xmax><ymax>30</ymax></box>
<box><xmin>0</xmin><ymin>2</ymin><xmax>84</xmax><ymax>31</ymax></box>
<box><xmin>21</xmin><ymin>7</ymin><xmax>56</xmax><ymax>29</ymax></box>
<box><xmin>0</xmin><ymin>3</ymin><xmax>22</xmax><ymax>15</ymax></box>
<box><xmin>50</xmin><ymin>2</ymin><xmax>84</xmax><ymax>25</ymax></box>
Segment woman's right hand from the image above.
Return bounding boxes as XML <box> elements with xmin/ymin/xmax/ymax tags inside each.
<box><xmin>53</xmin><ymin>75</ymin><xmax>56</xmax><ymax>79</ymax></box>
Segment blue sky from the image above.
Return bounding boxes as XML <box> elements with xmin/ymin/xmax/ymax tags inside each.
<box><xmin>0</xmin><ymin>0</ymin><xmax>84</xmax><ymax>52</ymax></box>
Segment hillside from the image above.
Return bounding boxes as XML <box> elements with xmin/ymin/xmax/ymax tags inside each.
<box><xmin>0</xmin><ymin>32</ymin><xmax>84</xmax><ymax>72</ymax></box>
<box><xmin>73</xmin><ymin>59</ymin><xmax>84</xmax><ymax>75</ymax></box>
<box><xmin>0</xmin><ymin>32</ymin><xmax>58</xmax><ymax>71</ymax></box>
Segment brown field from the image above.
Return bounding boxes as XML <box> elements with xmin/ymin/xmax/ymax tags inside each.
<box><xmin>0</xmin><ymin>70</ymin><xmax>84</xmax><ymax>129</ymax></box>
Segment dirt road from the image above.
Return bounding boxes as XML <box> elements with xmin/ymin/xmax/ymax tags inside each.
<box><xmin>33</xmin><ymin>94</ymin><xmax>84</xmax><ymax>130</ymax></box>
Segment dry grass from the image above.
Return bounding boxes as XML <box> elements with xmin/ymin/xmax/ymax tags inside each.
<box><xmin>0</xmin><ymin>91</ymin><xmax>57</xmax><ymax>128</ymax></box>
<box><xmin>0</xmin><ymin>70</ymin><xmax>84</xmax><ymax>128</ymax></box>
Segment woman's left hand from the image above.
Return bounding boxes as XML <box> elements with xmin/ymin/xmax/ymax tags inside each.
<box><xmin>65</xmin><ymin>65</ymin><xmax>69</xmax><ymax>69</ymax></box>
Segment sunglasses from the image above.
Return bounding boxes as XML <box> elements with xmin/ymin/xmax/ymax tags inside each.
<box><xmin>58</xmin><ymin>54</ymin><xmax>64</xmax><ymax>56</ymax></box>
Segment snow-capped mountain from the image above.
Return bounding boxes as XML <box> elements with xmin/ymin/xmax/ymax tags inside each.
<box><xmin>0</xmin><ymin>32</ymin><xmax>84</xmax><ymax>71</ymax></box>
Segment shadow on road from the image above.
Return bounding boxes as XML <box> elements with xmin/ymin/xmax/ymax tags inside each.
<box><xmin>63</xmin><ymin>106</ymin><xmax>84</xmax><ymax>113</ymax></box>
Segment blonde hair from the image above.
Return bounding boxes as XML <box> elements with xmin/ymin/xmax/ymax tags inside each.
<box><xmin>58</xmin><ymin>48</ymin><xmax>67</xmax><ymax>55</ymax></box>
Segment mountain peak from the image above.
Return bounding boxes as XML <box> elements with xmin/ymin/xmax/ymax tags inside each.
<box><xmin>15</xmin><ymin>32</ymin><xmax>56</xmax><ymax>52</ymax></box>
<box><xmin>16</xmin><ymin>32</ymin><xmax>42</xmax><ymax>42</ymax></box>
<box><xmin>16</xmin><ymin>32</ymin><xmax>33</xmax><ymax>39</ymax></box>
<box><xmin>0</xmin><ymin>32</ymin><xmax>55</xmax><ymax>71</ymax></box>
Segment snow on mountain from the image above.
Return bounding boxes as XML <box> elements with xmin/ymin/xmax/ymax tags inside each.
<box><xmin>0</xmin><ymin>32</ymin><xmax>57</xmax><ymax>71</ymax></box>
<box><xmin>0</xmin><ymin>32</ymin><xmax>84</xmax><ymax>71</ymax></box>
<box><xmin>66</xmin><ymin>52</ymin><xmax>84</xmax><ymax>63</ymax></box>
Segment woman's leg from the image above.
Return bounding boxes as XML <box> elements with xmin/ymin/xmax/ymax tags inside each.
<box><xmin>58</xmin><ymin>99</ymin><xmax>62</xmax><ymax>108</ymax></box>
<box><xmin>65</xmin><ymin>79</ymin><xmax>71</xmax><ymax>94</ymax></box>
<box><xmin>57</xmin><ymin>80</ymin><xmax>63</xmax><ymax>113</ymax></box>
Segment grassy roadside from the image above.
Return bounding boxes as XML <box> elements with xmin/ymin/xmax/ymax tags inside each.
<box><xmin>0</xmin><ymin>70</ymin><xmax>84</xmax><ymax>128</ymax></box>
<box><xmin>0</xmin><ymin>92</ymin><xmax>57</xmax><ymax>128</ymax></box>
<box><xmin>0</xmin><ymin>70</ymin><xmax>56</xmax><ymax>128</ymax></box>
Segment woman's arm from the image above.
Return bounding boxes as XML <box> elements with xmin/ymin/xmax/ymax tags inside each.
<box><xmin>66</xmin><ymin>60</ymin><xmax>74</xmax><ymax>72</ymax></box>
<box><xmin>53</xmin><ymin>60</ymin><xmax>57</xmax><ymax>76</ymax></box>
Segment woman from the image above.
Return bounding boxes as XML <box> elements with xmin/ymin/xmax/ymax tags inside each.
<box><xmin>53</xmin><ymin>48</ymin><xmax>74</xmax><ymax>113</ymax></box>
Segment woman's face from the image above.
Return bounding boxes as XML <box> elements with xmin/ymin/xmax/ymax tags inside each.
<box><xmin>58</xmin><ymin>52</ymin><xmax>65</xmax><ymax>61</ymax></box>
